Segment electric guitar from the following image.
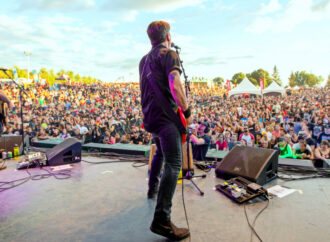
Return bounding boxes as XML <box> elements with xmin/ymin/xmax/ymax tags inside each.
<box><xmin>141</xmin><ymin>107</ymin><xmax>187</xmax><ymax>144</ymax></box>
<box><xmin>177</xmin><ymin>107</ymin><xmax>187</xmax><ymax>144</ymax></box>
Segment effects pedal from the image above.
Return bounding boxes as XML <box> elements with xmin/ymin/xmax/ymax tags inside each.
<box><xmin>17</xmin><ymin>152</ymin><xmax>46</xmax><ymax>170</ymax></box>
<box><xmin>26</xmin><ymin>152</ymin><xmax>45</xmax><ymax>162</ymax></box>
<box><xmin>216</xmin><ymin>176</ymin><xmax>268</xmax><ymax>203</ymax></box>
<box><xmin>17</xmin><ymin>160</ymin><xmax>37</xmax><ymax>170</ymax></box>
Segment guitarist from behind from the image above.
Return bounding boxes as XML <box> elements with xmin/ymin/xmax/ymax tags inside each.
<box><xmin>0</xmin><ymin>90</ymin><xmax>13</xmax><ymax>134</ymax></box>
<box><xmin>0</xmin><ymin>90</ymin><xmax>13</xmax><ymax>170</ymax></box>
<box><xmin>139</xmin><ymin>21</ymin><xmax>192</xmax><ymax>241</ymax></box>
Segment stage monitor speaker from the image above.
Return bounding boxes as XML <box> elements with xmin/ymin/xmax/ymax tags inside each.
<box><xmin>46</xmin><ymin>138</ymin><xmax>82</xmax><ymax>166</ymax></box>
<box><xmin>215</xmin><ymin>146</ymin><xmax>278</xmax><ymax>185</ymax></box>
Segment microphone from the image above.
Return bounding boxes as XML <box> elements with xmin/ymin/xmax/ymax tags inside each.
<box><xmin>171</xmin><ymin>42</ymin><xmax>181</xmax><ymax>50</ymax></box>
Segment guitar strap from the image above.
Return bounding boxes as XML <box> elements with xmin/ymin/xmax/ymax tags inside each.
<box><xmin>140</xmin><ymin>49</ymin><xmax>187</xmax><ymax>135</ymax></box>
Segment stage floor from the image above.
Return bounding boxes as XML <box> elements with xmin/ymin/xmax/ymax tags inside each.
<box><xmin>1</xmin><ymin>157</ymin><xmax>329</xmax><ymax>242</ymax></box>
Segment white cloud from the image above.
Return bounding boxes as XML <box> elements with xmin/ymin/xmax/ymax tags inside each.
<box><xmin>18</xmin><ymin>0</ymin><xmax>95</xmax><ymax>11</ymax></box>
<box><xmin>246</xmin><ymin>0</ymin><xmax>330</xmax><ymax>33</ymax></box>
<box><xmin>0</xmin><ymin>14</ymin><xmax>143</xmax><ymax>81</ymax></box>
<box><xmin>162</xmin><ymin>19</ymin><xmax>176</xmax><ymax>24</ymax></box>
<box><xmin>122</xmin><ymin>10</ymin><xmax>138</xmax><ymax>22</ymax></box>
<box><xmin>258</xmin><ymin>0</ymin><xmax>282</xmax><ymax>15</ymax></box>
<box><xmin>99</xmin><ymin>21</ymin><xmax>118</xmax><ymax>33</ymax></box>
<box><xmin>103</xmin><ymin>0</ymin><xmax>206</xmax><ymax>12</ymax></box>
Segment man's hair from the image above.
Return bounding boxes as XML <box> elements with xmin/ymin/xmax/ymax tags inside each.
<box><xmin>321</xmin><ymin>140</ymin><xmax>329</xmax><ymax>147</ymax></box>
<box><xmin>147</xmin><ymin>21</ymin><xmax>170</xmax><ymax>46</ymax></box>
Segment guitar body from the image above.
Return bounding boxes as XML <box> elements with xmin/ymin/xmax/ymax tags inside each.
<box><xmin>177</xmin><ymin>107</ymin><xmax>187</xmax><ymax>144</ymax></box>
<box><xmin>141</xmin><ymin>107</ymin><xmax>187</xmax><ymax>144</ymax></box>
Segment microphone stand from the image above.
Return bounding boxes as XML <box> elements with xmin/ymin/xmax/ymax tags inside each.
<box><xmin>173</xmin><ymin>46</ymin><xmax>206</xmax><ymax>196</ymax></box>
<box><xmin>1</xmin><ymin>69</ymin><xmax>28</xmax><ymax>155</ymax></box>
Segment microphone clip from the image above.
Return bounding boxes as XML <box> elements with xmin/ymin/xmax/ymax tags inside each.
<box><xmin>171</xmin><ymin>43</ymin><xmax>181</xmax><ymax>50</ymax></box>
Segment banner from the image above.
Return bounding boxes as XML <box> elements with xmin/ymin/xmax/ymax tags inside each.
<box><xmin>226</xmin><ymin>79</ymin><xmax>231</xmax><ymax>91</ymax></box>
<box><xmin>259</xmin><ymin>78</ymin><xmax>264</xmax><ymax>90</ymax></box>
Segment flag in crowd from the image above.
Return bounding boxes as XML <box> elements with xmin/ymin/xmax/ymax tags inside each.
<box><xmin>226</xmin><ymin>79</ymin><xmax>231</xmax><ymax>91</ymax></box>
<box><xmin>260</xmin><ymin>78</ymin><xmax>264</xmax><ymax>90</ymax></box>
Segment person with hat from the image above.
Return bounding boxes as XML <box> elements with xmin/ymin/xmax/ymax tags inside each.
<box><xmin>260</xmin><ymin>132</ymin><xmax>270</xmax><ymax>148</ymax></box>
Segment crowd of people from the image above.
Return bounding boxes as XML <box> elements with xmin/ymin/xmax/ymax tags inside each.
<box><xmin>1</xmin><ymin>81</ymin><xmax>329</xmax><ymax>163</ymax></box>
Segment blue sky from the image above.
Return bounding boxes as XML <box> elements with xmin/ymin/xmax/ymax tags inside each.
<box><xmin>0</xmin><ymin>0</ymin><xmax>329</xmax><ymax>85</ymax></box>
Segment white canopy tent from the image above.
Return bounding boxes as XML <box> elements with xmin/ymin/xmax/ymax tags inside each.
<box><xmin>263</xmin><ymin>81</ymin><xmax>285</xmax><ymax>96</ymax></box>
<box><xmin>228</xmin><ymin>77</ymin><xmax>261</xmax><ymax>97</ymax></box>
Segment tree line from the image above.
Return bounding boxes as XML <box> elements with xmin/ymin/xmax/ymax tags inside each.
<box><xmin>0</xmin><ymin>66</ymin><xmax>99</xmax><ymax>85</ymax></box>
<box><xmin>1</xmin><ymin>65</ymin><xmax>329</xmax><ymax>88</ymax></box>
<box><xmin>213</xmin><ymin>65</ymin><xmax>329</xmax><ymax>88</ymax></box>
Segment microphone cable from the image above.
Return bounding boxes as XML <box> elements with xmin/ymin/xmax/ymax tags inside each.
<box><xmin>181</xmin><ymin>173</ymin><xmax>191</xmax><ymax>241</ymax></box>
<box><xmin>243</xmin><ymin>195</ymin><xmax>270</xmax><ymax>242</ymax></box>
<box><xmin>0</xmin><ymin>162</ymin><xmax>72</xmax><ymax>193</ymax></box>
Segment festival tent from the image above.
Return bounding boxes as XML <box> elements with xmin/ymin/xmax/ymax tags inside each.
<box><xmin>228</xmin><ymin>77</ymin><xmax>261</xmax><ymax>97</ymax></box>
<box><xmin>263</xmin><ymin>81</ymin><xmax>285</xmax><ymax>96</ymax></box>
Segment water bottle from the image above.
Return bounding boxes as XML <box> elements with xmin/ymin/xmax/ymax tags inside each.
<box><xmin>13</xmin><ymin>144</ymin><xmax>20</xmax><ymax>157</ymax></box>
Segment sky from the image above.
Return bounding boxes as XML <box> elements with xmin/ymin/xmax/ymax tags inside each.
<box><xmin>0</xmin><ymin>0</ymin><xmax>329</xmax><ymax>85</ymax></box>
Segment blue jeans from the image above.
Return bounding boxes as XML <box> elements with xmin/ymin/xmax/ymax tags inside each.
<box><xmin>148</xmin><ymin>123</ymin><xmax>182</xmax><ymax>222</ymax></box>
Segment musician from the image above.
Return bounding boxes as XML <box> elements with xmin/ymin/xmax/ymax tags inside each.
<box><xmin>139</xmin><ymin>21</ymin><xmax>192</xmax><ymax>241</ymax></box>
<box><xmin>0</xmin><ymin>90</ymin><xmax>13</xmax><ymax>134</ymax></box>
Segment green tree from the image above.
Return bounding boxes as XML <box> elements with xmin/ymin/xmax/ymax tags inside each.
<box><xmin>87</xmin><ymin>76</ymin><xmax>92</xmax><ymax>84</ymax></box>
<box><xmin>67</xmin><ymin>70</ymin><xmax>75</xmax><ymax>83</ymax></box>
<box><xmin>305</xmin><ymin>74</ymin><xmax>323</xmax><ymax>86</ymax></box>
<box><xmin>82</xmin><ymin>76</ymin><xmax>93</xmax><ymax>84</ymax></box>
<box><xmin>290</xmin><ymin>71</ymin><xmax>322</xmax><ymax>87</ymax></box>
<box><xmin>326</xmin><ymin>74</ymin><xmax>330</xmax><ymax>87</ymax></box>
<box><xmin>246</xmin><ymin>69</ymin><xmax>271</xmax><ymax>87</ymax></box>
<box><xmin>271</xmin><ymin>65</ymin><xmax>282</xmax><ymax>86</ymax></box>
<box><xmin>288</xmin><ymin>72</ymin><xmax>296</xmax><ymax>87</ymax></box>
<box><xmin>75</xmin><ymin>74</ymin><xmax>81</xmax><ymax>83</ymax></box>
<box><xmin>0</xmin><ymin>68</ymin><xmax>13</xmax><ymax>79</ymax></box>
<box><xmin>57</xmin><ymin>69</ymin><xmax>66</xmax><ymax>77</ymax></box>
<box><xmin>0</xmin><ymin>66</ymin><xmax>30</xmax><ymax>79</ymax></box>
<box><xmin>48</xmin><ymin>69</ymin><xmax>56</xmax><ymax>86</ymax></box>
<box><xmin>231</xmin><ymin>72</ymin><xmax>245</xmax><ymax>85</ymax></box>
<box><xmin>13</xmin><ymin>66</ymin><xmax>27</xmax><ymax>79</ymax></box>
<box><xmin>213</xmin><ymin>77</ymin><xmax>224</xmax><ymax>86</ymax></box>
<box><xmin>294</xmin><ymin>71</ymin><xmax>305</xmax><ymax>86</ymax></box>
<box><xmin>39</xmin><ymin>67</ymin><xmax>49</xmax><ymax>81</ymax></box>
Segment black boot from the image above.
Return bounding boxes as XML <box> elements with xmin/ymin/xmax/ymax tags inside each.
<box><xmin>150</xmin><ymin>219</ymin><xmax>190</xmax><ymax>241</ymax></box>
<box><xmin>147</xmin><ymin>189</ymin><xmax>158</xmax><ymax>199</ymax></box>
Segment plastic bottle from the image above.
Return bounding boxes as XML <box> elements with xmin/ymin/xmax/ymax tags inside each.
<box><xmin>13</xmin><ymin>144</ymin><xmax>20</xmax><ymax>157</ymax></box>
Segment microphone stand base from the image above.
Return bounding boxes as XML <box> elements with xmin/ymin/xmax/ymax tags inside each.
<box><xmin>179</xmin><ymin>173</ymin><xmax>207</xmax><ymax>196</ymax></box>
